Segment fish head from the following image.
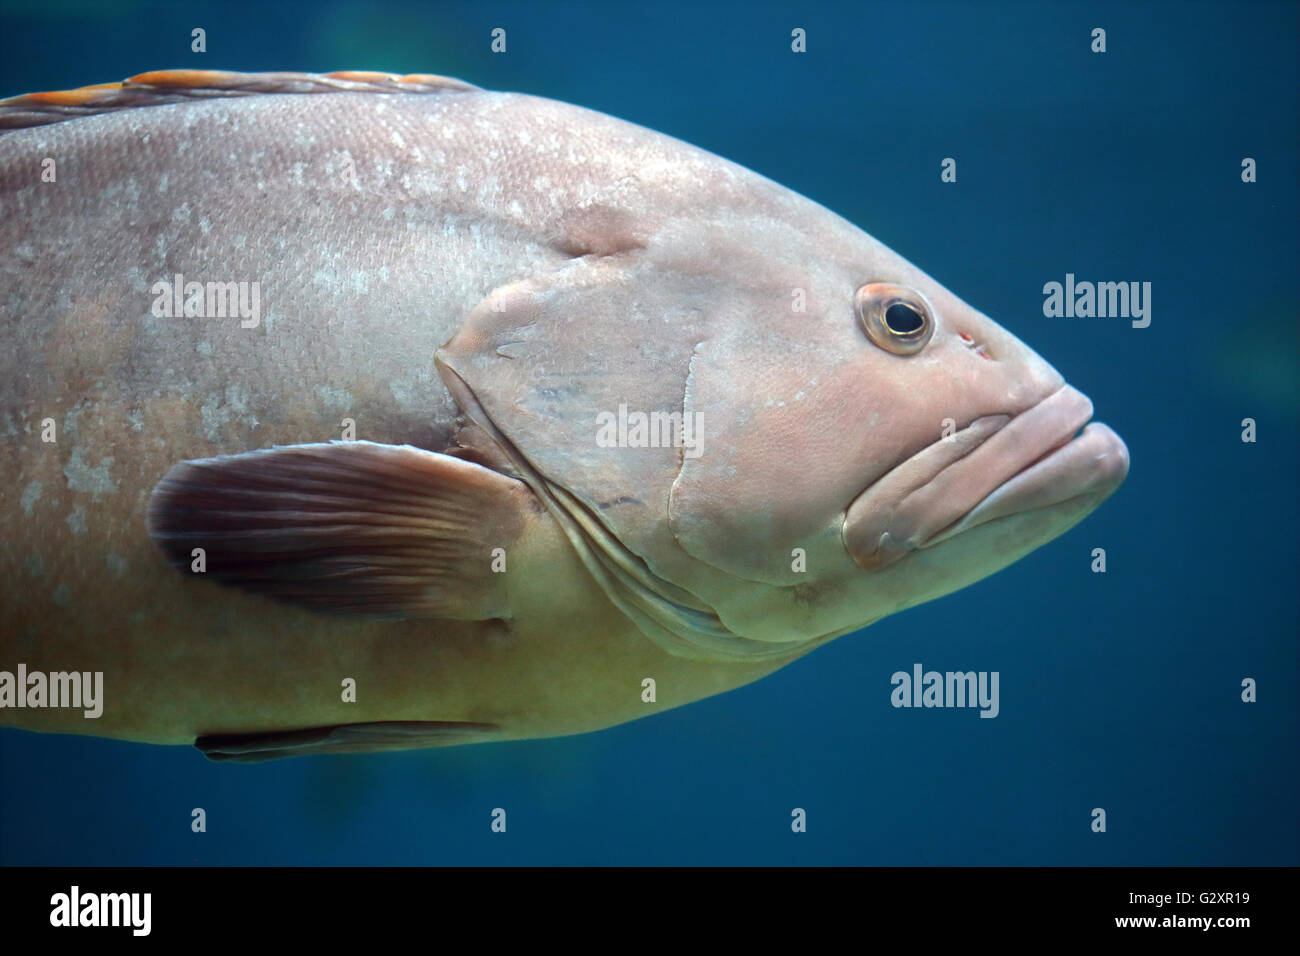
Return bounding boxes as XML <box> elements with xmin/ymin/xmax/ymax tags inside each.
<box><xmin>664</xmin><ymin>211</ymin><xmax>1130</xmax><ymax>646</ymax></box>
<box><xmin>437</xmin><ymin>166</ymin><xmax>1128</xmax><ymax>661</ymax></box>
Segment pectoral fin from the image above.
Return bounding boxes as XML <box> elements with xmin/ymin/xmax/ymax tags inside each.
<box><xmin>195</xmin><ymin>720</ymin><xmax>500</xmax><ymax>762</ymax></box>
<box><xmin>148</xmin><ymin>441</ymin><xmax>539</xmax><ymax>620</ymax></box>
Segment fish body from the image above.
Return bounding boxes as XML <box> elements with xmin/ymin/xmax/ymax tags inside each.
<box><xmin>0</xmin><ymin>71</ymin><xmax>1127</xmax><ymax>759</ymax></box>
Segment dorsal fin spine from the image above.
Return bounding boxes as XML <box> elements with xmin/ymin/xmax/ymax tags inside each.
<box><xmin>0</xmin><ymin>69</ymin><xmax>481</xmax><ymax>134</ymax></box>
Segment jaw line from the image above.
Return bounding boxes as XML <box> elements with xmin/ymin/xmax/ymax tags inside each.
<box><xmin>435</xmin><ymin>353</ymin><xmax>814</xmax><ymax>662</ymax></box>
<box><xmin>921</xmin><ymin>420</ymin><xmax>1129</xmax><ymax>550</ymax></box>
<box><xmin>842</xmin><ymin>385</ymin><xmax>1112</xmax><ymax>570</ymax></box>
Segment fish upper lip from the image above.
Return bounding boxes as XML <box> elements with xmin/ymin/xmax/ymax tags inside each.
<box><xmin>843</xmin><ymin>385</ymin><xmax>1128</xmax><ymax>569</ymax></box>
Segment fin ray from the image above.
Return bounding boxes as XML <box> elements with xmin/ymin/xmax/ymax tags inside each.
<box><xmin>0</xmin><ymin>68</ymin><xmax>479</xmax><ymax>133</ymax></box>
<box><xmin>196</xmin><ymin>720</ymin><xmax>500</xmax><ymax>762</ymax></box>
<box><xmin>147</xmin><ymin>441</ymin><xmax>537</xmax><ymax>621</ymax></box>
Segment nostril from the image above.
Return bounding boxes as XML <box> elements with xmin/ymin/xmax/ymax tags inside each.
<box><xmin>956</xmin><ymin>331</ymin><xmax>993</xmax><ymax>359</ymax></box>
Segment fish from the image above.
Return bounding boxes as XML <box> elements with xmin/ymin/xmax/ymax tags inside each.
<box><xmin>0</xmin><ymin>70</ymin><xmax>1128</xmax><ymax>761</ymax></box>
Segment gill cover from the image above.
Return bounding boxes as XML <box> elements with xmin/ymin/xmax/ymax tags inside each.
<box><xmin>436</xmin><ymin>230</ymin><xmax>858</xmax><ymax>661</ymax></box>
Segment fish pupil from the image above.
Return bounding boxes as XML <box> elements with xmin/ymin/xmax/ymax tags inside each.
<box><xmin>885</xmin><ymin>302</ymin><xmax>923</xmax><ymax>335</ymax></box>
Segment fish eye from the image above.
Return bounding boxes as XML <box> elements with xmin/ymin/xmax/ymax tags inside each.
<box><xmin>855</xmin><ymin>283</ymin><xmax>935</xmax><ymax>355</ymax></box>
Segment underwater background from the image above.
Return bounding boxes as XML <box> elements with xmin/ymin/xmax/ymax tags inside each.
<box><xmin>0</xmin><ymin>0</ymin><xmax>1295</xmax><ymax>865</ymax></box>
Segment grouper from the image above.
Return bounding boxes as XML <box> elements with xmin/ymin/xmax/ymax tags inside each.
<box><xmin>0</xmin><ymin>70</ymin><xmax>1128</xmax><ymax>760</ymax></box>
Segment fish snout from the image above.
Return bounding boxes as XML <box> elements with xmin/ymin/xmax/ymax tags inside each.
<box><xmin>843</xmin><ymin>384</ymin><xmax>1128</xmax><ymax>571</ymax></box>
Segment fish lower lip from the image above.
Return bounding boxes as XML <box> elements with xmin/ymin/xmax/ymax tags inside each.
<box><xmin>920</xmin><ymin>421</ymin><xmax>1130</xmax><ymax>549</ymax></box>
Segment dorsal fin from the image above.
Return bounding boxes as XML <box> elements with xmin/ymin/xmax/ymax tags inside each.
<box><xmin>0</xmin><ymin>69</ymin><xmax>481</xmax><ymax>134</ymax></box>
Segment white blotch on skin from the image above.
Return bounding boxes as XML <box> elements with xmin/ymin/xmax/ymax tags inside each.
<box><xmin>200</xmin><ymin>383</ymin><xmax>257</xmax><ymax>442</ymax></box>
<box><xmin>63</xmin><ymin>448</ymin><xmax>118</xmax><ymax>498</ymax></box>
<box><xmin>65</xmin><ymin>504</ymin><xmax>87</xmax><ymax>536</ymax></box>
<box><xmin>20</xmin><ymin>480</ymin><xmax>42</xmax><ymax>514</ymax></box>
<box><xmin>388</xmin><ymin>368</ymin><xmax>434</xmax><ymax>409</ymax></box>
<box><xmin>106</xmin><ymin>552</ymin><xmax>129</xmax><ymax>578</ymax></box>
<box><xmin>315</xmin><ymin>385</ymin><xmax>355</xmax><ymax>411</ymax></box>
<box><xmin>311</xmin><ymin>270</ymin><xmax>347</xmax><ymax>297</ymax></box>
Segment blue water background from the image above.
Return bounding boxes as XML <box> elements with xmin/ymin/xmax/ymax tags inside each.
<box><xmin>0</xmin><ymin>0</ymin><xmax>1295</xmax><ymax>865</ymax></box>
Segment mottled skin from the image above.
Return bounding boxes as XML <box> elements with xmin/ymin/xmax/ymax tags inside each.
<box><xmin>0</xmin><ymin>87</ymin><xmax>810</xmax><ymax>746</ymax></box>
<box><xmin>0</xmin><ymin>75</ymin><xmax>1126</xmax><ymax>754</ymax></box>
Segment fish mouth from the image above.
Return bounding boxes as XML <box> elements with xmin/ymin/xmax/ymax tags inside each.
<box><xmin>843</xmin><ymin>384</ymin><xmax>1129</xmax><ymax>570</ymax></box>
